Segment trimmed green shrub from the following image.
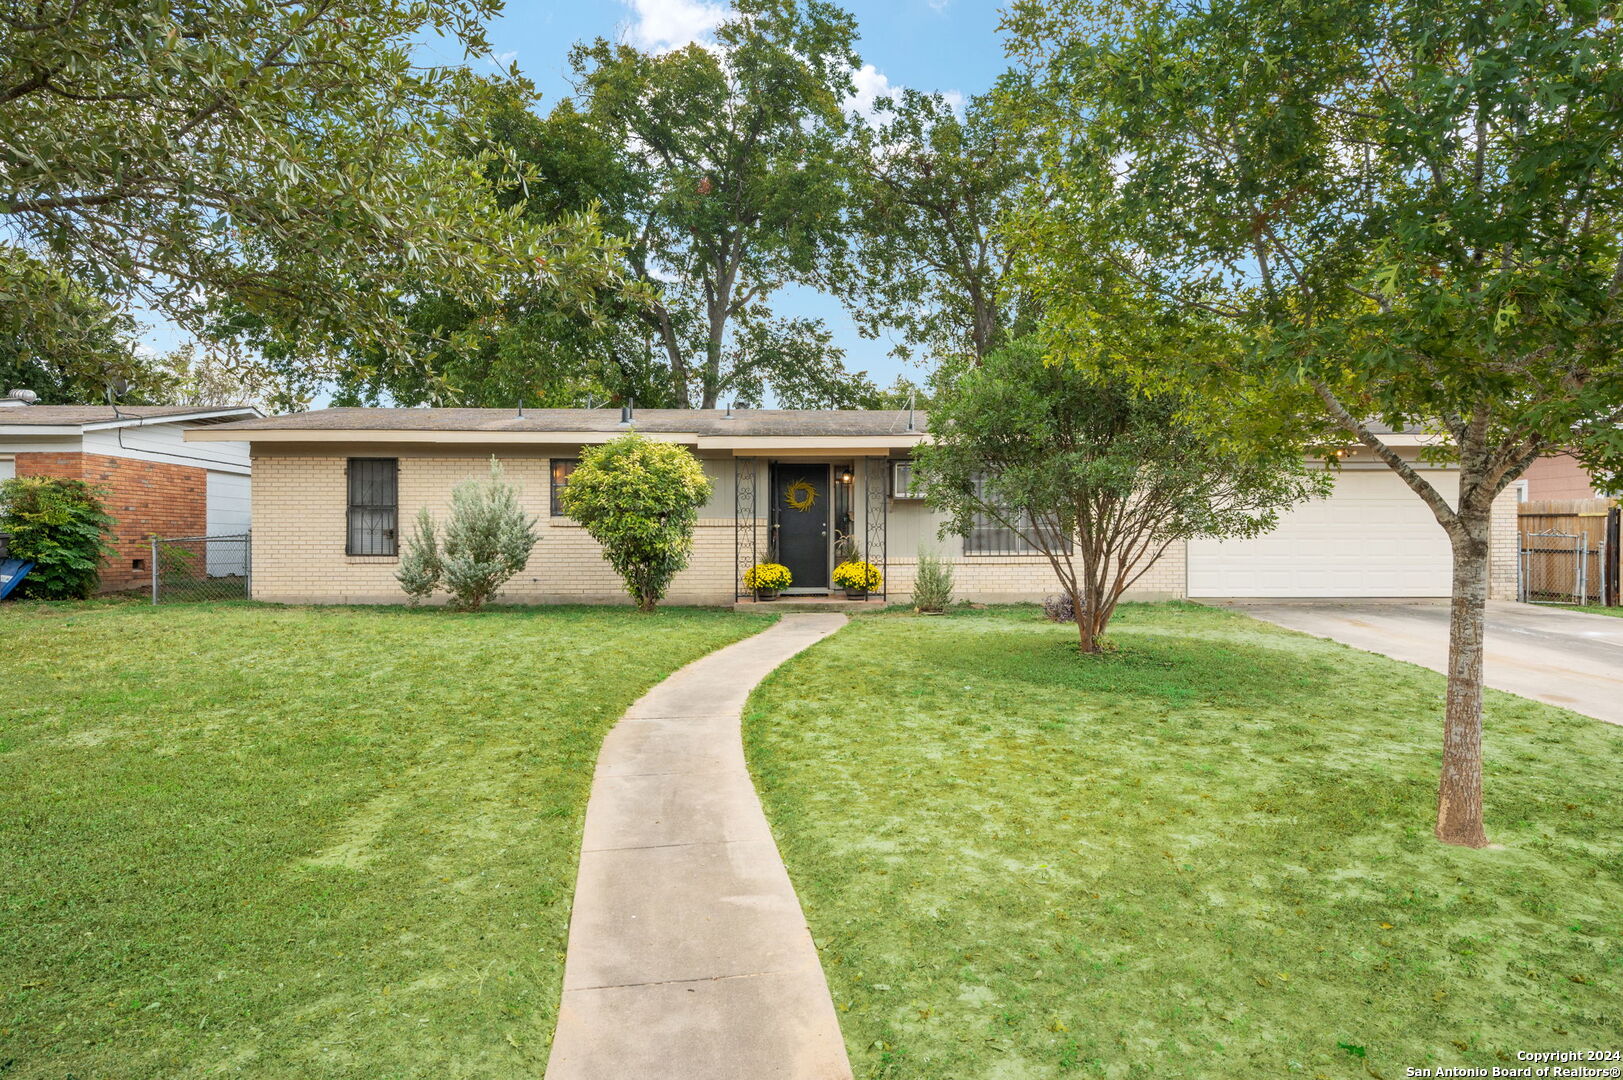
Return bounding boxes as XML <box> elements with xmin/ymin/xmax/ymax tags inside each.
<box><xmin>0</xmin><ymin>476</ymin><xmax>116</xmax><ymax>599</ymax></box>
<box><xmin>560</xmin><ymin>433</ymin><xmax>712</xmax><ymax>612</ymax></box>
<box><xmin>393</xmin><ymin>459</ymin><xmax>537</xmax><ymax>611</ymax></box>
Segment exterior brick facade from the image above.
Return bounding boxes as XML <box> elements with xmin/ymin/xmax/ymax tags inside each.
<box><xmin>245</xmin><ymin>452</ymin><xmax>1256</xmax><ymax>606</ymax></box>
<box><xmin>15</xmin><ymin>451</ymin><xmax>207</xmax><ymax>592</ymax></box>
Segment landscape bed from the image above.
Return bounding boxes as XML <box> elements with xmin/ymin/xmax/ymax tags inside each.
<box><xmin>0</xmin><ymin>601</ymin><xmax>770</xmax><ymax>1079</ymax></box>
<box><xmin>745</xmin><ymin>603</ymin><xmax>1623</xmax><ymax>1080</ymax></box>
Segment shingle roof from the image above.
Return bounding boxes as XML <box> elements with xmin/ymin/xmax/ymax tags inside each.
<box><xmin>208</xmin><ymin>407</ymin><xmax>927</xmax><ymax>437</ymax></box>
<box><xmin>0</xmin><ymin>405</ymin><xmax>258</xmax><ymax>427</ymax></box>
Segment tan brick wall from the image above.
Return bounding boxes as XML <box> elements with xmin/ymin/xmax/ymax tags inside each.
<box><xmin>250</xmin><ymin>453</ymin><xmax>749</xmax><ymax>605</ymax></box>
<box><xmin>251</xmin><ymin>452</ymin><xmax>1094</xmax><ymax>606</ymax></box>
<box><xmin>16</xmin><ymin>450</ymin><xmax>207</xmax><ymax>592</ymax></box>
<box><xmin>1490</xmin><ymin>484</ymin><xmax>1520</xmax><ymax>601</ymax></box>
<box><xmin>878</xmin><ymin>540</ymin><xmax>1187</xmax><ymax>605</ymax></box>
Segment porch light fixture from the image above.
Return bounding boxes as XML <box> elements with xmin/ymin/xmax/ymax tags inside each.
<box><xmin>837</xmin><ymin>467</ymin><xmax>853</xmax><ymax>485</ymax></box>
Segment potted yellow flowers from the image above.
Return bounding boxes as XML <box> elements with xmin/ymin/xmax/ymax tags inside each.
<box><xmin>832</xmin><ymin>559</ymin><xmax>882</xmax><ymax>599</ymax></box>
<box><xmin>743</xmin><ymin>562</ymin><xmax>792</xmax><ymax>600</ymax></box>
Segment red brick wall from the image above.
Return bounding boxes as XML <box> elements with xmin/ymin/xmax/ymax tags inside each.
<box><xmin>15</xmin><ymin>451</ymin><xmax>207</xmax><ymax>592</ymax></box>
<box><xmin>1522</xmin><ymin>453</ymin><xmax>1602</xmax><ymax>501</ymax></box>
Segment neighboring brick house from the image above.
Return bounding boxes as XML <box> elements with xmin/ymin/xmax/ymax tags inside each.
<box><xmin>1520</xmin><ymin>452</ymin><xmax>1617</xmax><ymax>501</ymax></box>
<box><xmin>0</xmin><ymin>400</ymin><xmax>260</xmax><ymax>592</ymax></box>
<box><xmin>186</xmin><ymin>407</ymin><xmax>1522</xmax><ymax>606</ymax></box>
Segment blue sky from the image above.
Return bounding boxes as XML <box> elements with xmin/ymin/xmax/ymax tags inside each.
<box><xmin>146</xmin><ymin>1</ymin><xmax>1014</xmax><ymax>398</ymax></box>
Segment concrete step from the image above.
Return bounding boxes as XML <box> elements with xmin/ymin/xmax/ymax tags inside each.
<box><xmin>733</xmin><ymin>596</ymin><xmax>885</xmax><ymax>613</ymax></box>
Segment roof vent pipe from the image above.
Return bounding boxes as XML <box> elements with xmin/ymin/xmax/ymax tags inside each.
<box><xmin>906</xmin><ymin>390</ymin><xmax>916</xmax><ymax>432</ymax></box>
<box><xmin>0</xmin><ymin>388</ymin><xmax>37</xmax><ymax>408</ymax></box>
<box><xmin>620</xmin><ymin>398</ymin><xmax>634</xmax><ymax>424</ymax></box>
<box><xmin>724</xmin><ymin>400</ymin><xmax>733</xmax><ymax>419</ymax></box>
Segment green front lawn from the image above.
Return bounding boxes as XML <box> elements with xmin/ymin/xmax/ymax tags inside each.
<box><xmin>1</xmin><ymin>601</ymin><xmax>770</xmax><ymax>1079</ymax></box>
<box><xmin>745</xmin><ymin>604</ymin><xmax>1623</xmax><ymax>1079</ymax></box>
<box><xmin>1555</xmin><ymin>603</ymin><xmax>1623</xmax><ymax>618</ymax></box>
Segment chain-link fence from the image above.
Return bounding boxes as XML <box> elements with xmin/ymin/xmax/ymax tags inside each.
<box><xmin>1518</xmin><ymin>528</ymin><xmax>1598</xmax><ymax>605</ymax></box>
<box><xmin>150</xmin><ymin>533</ymin><xmax>250</xmax><ymax>603</ymax></box>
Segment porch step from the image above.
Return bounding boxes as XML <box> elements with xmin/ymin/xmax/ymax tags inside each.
<box><xmin>733</xmin><ymin>596</ymin><xmax>886</xmax><ymax>613</ymax></box>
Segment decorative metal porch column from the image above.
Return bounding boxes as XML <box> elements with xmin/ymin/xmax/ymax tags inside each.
<box><xmin>734</xmin><ymin>457</ymin><xmax>761</xmax><ymax>601</ymax></box>
<box><xmin>863</xmin><ymin>456</ymin><xmax>888</xmax><ymax>601</ymax></box>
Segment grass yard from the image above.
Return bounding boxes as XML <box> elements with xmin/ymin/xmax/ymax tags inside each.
<box><xmin>745</xmin><ymin>603</ymin><xmax>1623</xmax><ymax>1080</ymax></box>
<box><xmin>1</xmin><ymin>601</ymin><xmax>770</xmax><ymax>1079</ymax></box>
<box><xmin>1555</xmin><ymin>604</ymin><xmax>1623</xmax><ymax>618</ymax></box>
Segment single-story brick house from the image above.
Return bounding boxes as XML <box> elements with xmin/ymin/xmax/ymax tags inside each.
<box><xmin>184</xmin><ymin>406</ymin><xmax>1523</xmax><ymax>606</ymax></box>
<box><xmin>0</xmin><ymin>399</ymin><xmax>260</xmax><ymax>591</ymax></box>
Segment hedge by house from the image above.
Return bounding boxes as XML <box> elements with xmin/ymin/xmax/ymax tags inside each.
<box><xmin>559</xmin><ymin>433</ymin><xmax>711</xmax><ymax>612</ymax></box>
<box><xmin>0</xmin><ymin>476</ymin><xmax>116</xmax><ymax>599</ymax></box>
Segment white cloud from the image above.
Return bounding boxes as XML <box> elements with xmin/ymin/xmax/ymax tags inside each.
<box><xmin>927</xmin><ymin>0</ymin><xmax>950</xmax><ymax>10</ymax></box>
<box><xmin>490</xmin><ymin>49</ymin><xmax>518</xmax><ymax>68</ymax></box>
<box><xmin>850</xmin><ymin>63</ymin><xmax>964</xmax><ymax>122</ymax></box>
<box><xmin>850</xmin><ymin>63</ymin><xmax>896</xmax><ymax>120</ymax></box>
<box><xmin>620</xmin><ymin>0</ymin><xmax>728</xmax><ymax>52</ymax></box>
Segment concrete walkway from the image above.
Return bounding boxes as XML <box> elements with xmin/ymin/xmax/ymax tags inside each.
<box><xmin>1220</xmin><ymin>599</ymin><xmax>1623</xmax><ymax>726</ymax></box>
<box><xmin>546</xmin><ymin>614</ymin><xmax>853</xmax><ymax>1080</ymax></box>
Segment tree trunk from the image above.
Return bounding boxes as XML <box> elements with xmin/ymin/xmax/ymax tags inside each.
<box><xmin>1072</xmin><ymin>586</ymin><xmax>1102</xmax><ymax>654</ymax></box>
<box><xmin>1437</xmin><ymin>512</ymin><xmax>1491</xmax><ymax>847</ymax></box>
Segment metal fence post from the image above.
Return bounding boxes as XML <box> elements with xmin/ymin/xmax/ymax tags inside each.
<box><xmin>245</xmin><ymin>529</ymin><xmax>252</xmax><ymax>599</ymax></box>
<box><xmin>150</xmin><ymin>536</ymin><xmax>158</xmax><ymax>605</ymax></box>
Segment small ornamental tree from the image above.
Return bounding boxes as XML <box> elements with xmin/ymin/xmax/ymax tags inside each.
<box><xmin>0</xmin><ymin>476</ymin><xmax>115</xmax><ymax>599</ymax></box>
<box><xmin>560</xmin><ymin>433</ymin><xmax>711</xmax><ymax>612</ymax></box>
<box><xmin>394</xmin><ymin>459</ymin><xmax>537</xmax><ymax>611</ymax></box>
<box><xmin>914</xmin><ymin>340</ymin><xmax>1326</xmax><ymax>653</ymax></box>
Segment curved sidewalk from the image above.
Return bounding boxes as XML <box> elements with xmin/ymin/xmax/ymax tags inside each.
<box><xmin>545</xmin><ymin>613</ymin><xmax>853</xmax><ymax>1080</ymax></box>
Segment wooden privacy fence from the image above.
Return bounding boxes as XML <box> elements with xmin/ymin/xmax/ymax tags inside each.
<box><xmin>1518</xmin><ymin>500</ymin><xmax>1620</xmax><ymax>606</ymax></box>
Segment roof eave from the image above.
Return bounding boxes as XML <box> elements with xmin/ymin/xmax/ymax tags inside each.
<box><xmin>83</xmin><ymin>406</ymin><xmax>263</xmax><ymax>432</ymax></box>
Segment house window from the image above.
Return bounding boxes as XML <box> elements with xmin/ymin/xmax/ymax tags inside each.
<box><xmin>963</xmin><ymin>472</ymin><xmax>1066</xmax><ymax>556</ymax></box>
<box><xmin>347</xmin><ymin>458</ymin><xmax>398</xmax><ymax>556</ymax></box>
<box><xmin>551</xmin><ymin>458</ymin><xmax>578</xmax><ymax>517</ymax></box>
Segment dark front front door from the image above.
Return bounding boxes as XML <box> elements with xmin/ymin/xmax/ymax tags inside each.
<box><xmin>773</xmin><ymin>463</ymin><xmax>830</xmax><ymax>591</ymax></box>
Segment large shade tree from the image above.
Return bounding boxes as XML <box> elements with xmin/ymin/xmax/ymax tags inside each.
<box><xmin>1005</xmin><ymin>0</ymin><xmax>1623</xmax><ymax>845</ymax></box>
<box><xmin>838</xmin><ymin>89</ymin><xmax>1034</xmax><ymax>367</ymax></box>
<box><xmin>1</xmin><ymin>0</ymin><xmax>617</xmax><ymax>382</ymax></box>
<box><xmin>568</xmin><ymin>0</ymin><xmax>868</xmax><ymax>408</ymax></box>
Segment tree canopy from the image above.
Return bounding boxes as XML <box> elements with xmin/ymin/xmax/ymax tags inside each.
<box><xmin>1</xmin><ymin>0</ymin><xmax>618</xmax><ymax>382</ymax></box>
<box><xmin>567</xmin><ymin>0</ymin><xmax>871</xmax><ymax>408</ymax></box>
<box><xmin>1004</xmin><ymin>0</ymin><xmax>1623</xmax><ymax>845</ymax></box>
<box><xmin>915</xmin><ymin>337</ymin><xmax>1324</xmax><ymax>652</ymax></box>
<box><xmin>838</xmin><ymin>89</ymin><xmax>1034</xmax><ymax>367</ymax></box>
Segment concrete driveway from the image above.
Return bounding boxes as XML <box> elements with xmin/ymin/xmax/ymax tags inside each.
<box><xmin>1215</xmin><ymin>599</ymin><xmax>1623</xmax><ymax>727</ymax></box>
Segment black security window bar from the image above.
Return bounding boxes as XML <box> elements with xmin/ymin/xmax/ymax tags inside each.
<box><xmin>551</xmin><ymin>459</ymin><xmax>579</xmax><ymax>517</ymax></box>
<box><xmin>347</xmin><ymin>458</ymin><xmax>398</xmax><ymax>556</ymax></box>
<box><xmin>964</xmin><ymin>472</ymin><xmax>1070</xmax><ymax>556</ymax></box>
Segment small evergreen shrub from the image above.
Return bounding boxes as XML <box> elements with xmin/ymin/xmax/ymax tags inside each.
<box><xmin>392</xmin><ymin>459</ymin><xmax>537</xmax><ymax>611</ymax></box>
<box><xmin>396</xmin><ymin>507</ymin><xmax>442</xmax><ymax>605</ymax></box>
<box><xmin>560</xmin><ymin>433</ymin><xmax>712</xmax><ymax>612</ymax></box>
<box><xmin>910</xmin><ymin>550</ymin><xmax>954</xmax><ymax>612</ymax></box>
<box><xmin>0</xmin><ymin>476</ymin><xmax>115</xmax><ymax>599</ymax></box>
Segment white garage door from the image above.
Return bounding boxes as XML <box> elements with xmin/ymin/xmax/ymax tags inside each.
<box><xmin>1187</xmin><ymin>468</ymin><xmax>1457</xmax><ymax>597</ymax></box>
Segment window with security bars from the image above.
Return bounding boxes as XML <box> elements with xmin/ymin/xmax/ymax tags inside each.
<box><xmin>551</xmin><ymin>459</ymin><xmax>578</xmax><ymax>517</ymax></box>
<box><xmin>347</xmin><ymin>458</ymin><xmax>398</xmax><ymax>555</ymax></box>
<box><xmin>963</xmin><ymin>472</ymin><xmax>1070</xmax><ymax>556</ymax></box>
